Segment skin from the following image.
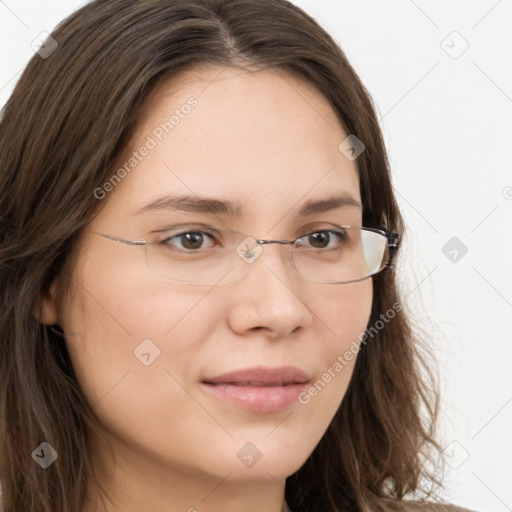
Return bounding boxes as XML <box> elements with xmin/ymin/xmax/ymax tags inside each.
<box><xmin>40</xmin><ymin>65</ymin><xmax>373</xmax><ymax>512</ymax></box>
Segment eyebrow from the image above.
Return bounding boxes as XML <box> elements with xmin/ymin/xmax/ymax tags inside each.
<box><xmin>134</xmin><ymin>193</ymin><xmax>362</xmax><ymax>216</ymax></box>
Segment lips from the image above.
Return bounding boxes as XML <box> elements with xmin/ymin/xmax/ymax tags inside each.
<box><xmin>200</xmin><ymin>366</ymin><xmax>310</xmax><ymax>413</ymax></box>
<box><xmin>201</xmin><ymin>366</ymin><xmax>310</xmax><ymax>386</ymax></box>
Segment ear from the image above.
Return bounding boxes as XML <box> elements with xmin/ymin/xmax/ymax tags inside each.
<box><xmin>33</xmin><ymin>279</ymin><xmax>59</xmax><ymax>325</ymax></box>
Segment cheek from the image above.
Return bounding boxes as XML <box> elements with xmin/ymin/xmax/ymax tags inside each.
<box><xmin>298</xmin><ymin>279</ymin><xmax>372</xmax><ymax>410</ymax></box>
<box><xmin>315</xmin><ymin>278</ymin><xmax>373</xmax><ymax>352</ymax></box>
<box><xmin>61</xmin><ymin>269</ymin><xmax>225</xmax><ymax>465</ymax></box>
<box><xmin>60</xmin><ymin>254</ymin><xmax>220</xmax><ymax>412</ymax></box>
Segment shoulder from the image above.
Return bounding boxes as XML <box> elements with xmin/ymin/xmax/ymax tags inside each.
<box><xmin>401</xmin><ymin>501</ymin><xmax>478</xmax><ymax>512</ymax></box>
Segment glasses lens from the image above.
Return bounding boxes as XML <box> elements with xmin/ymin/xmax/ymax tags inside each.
<box><xmin>292</xmin><ymin>227</ymin><xmax>389</xmax><ymax>283</ymax></box>
<box><xmin>143</xmin><ymin>227</ymin><xmax>390</xmax><ymax>285</ymax></box>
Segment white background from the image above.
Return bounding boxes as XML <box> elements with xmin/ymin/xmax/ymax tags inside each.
<box><xmin>1</xmin><ymin>1</ymin><xmax>511</xmax><ymax>510</ymax></box>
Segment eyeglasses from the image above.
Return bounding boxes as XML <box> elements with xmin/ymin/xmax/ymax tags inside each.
<box><xmin>95</xmin><ymin>225</ymin><xmax>399</xmax><ymax>285</ymax></box>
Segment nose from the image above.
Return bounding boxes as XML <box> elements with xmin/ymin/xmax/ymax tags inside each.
<box><xmin>226</xmin><ymin>244</ymin><xmax>314</xmax><ymax>339</ymax></box>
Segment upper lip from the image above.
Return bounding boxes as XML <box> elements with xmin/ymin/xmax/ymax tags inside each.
<box><xmin>201</xmin><ymin>366</ymin><xmax>310</xmax><ymax>386</ymax></box>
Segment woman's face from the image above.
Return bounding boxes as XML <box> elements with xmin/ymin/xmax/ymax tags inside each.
<box><xmin>49</xmin><ymin>66</ymin><xmax>372</xmax><ymax>497</ymax></box>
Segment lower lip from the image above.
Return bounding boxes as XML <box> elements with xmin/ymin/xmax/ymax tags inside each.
<box><xmin>200</xmin><ymin>382</ymin><xmax>308</xmax><ymax>413</ymax></box>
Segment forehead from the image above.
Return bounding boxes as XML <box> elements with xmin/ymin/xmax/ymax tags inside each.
<box><xmin>102</xmin><ymin>65</ymin><xmax>361</xmax><ymax>222</ymax></box>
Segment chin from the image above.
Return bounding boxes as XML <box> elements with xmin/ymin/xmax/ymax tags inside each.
<box><xmin>224</xmin><ymin>432</ymin><xmax>315</xmax><ymax>481</ymax></box>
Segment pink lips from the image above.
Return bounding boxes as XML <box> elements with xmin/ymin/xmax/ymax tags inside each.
<box><xmin>200</xmin><ymin>366</ymin><xmax>310</xmax><ymax>413</ymax></box>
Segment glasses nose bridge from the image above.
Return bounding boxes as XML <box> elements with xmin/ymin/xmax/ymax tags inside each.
<box><xmin>256</xmin><ymin>238</ymin><xmax>294</xmax><ymax>246</ymax></box>
<box><xmin>234</xmin><ymin>237</ymin><xmax>296</xmax><ymax>279</ymax></box>
<box><xmin>254</xmin><ymin>238</ymin><xmax>296</xmax><ymax>263</ymax></box>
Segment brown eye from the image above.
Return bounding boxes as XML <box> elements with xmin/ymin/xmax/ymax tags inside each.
<box><xmin>162</xmin><ymin>231</ymin><xmax>215</xmax><ymax>251</ymax></box>
<box><xmin>298</xmin><ymin>230</ymin><xmax>345</xmax><ymax>249</ymax></box>
<box><xmin>307</xmin><ymin>231</ymin><xmax>330</xmax><ymax>248</ymax></box>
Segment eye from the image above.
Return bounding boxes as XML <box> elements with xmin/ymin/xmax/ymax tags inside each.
<box><xmin>161</xmin><ymin>230</ymin><xmax>218</xmax><ymax>251</ymax></box>
<box><xmin>297</xmin><ymin>229</ymin><xmax>346</xmax><ymax>249</ymax></box>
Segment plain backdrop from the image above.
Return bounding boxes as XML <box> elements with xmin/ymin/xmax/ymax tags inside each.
<box><xmin>1</xmin><ymin>1</ymin><xmax>511</xmax><ymax>511</ymax></box>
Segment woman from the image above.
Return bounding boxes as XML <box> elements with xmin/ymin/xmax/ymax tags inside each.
<box><xmin>0</xmin><ymin>0</ymin><xmax>476</xmax><ymax>511</ymax></box>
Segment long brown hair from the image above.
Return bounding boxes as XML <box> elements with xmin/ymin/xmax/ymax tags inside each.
<box><xmin>0</xmin><ymin>1</ymin><xmax>441</xmax><ymax>510</ymax></box>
